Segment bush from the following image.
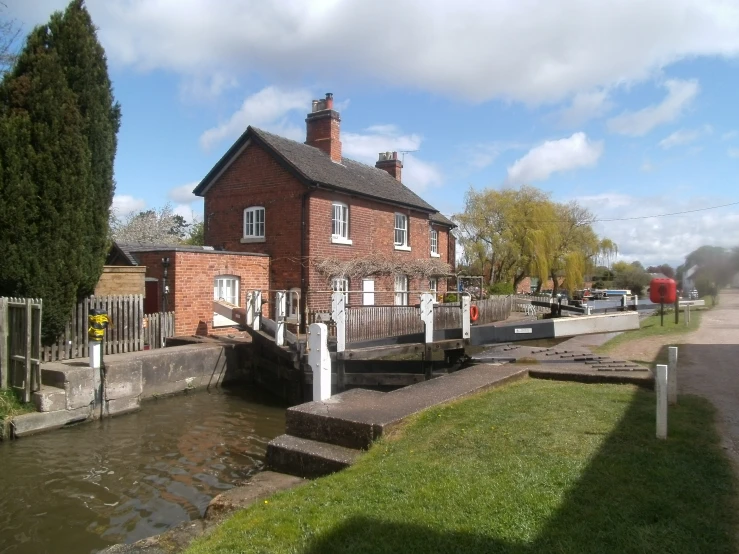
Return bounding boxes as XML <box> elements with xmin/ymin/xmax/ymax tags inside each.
<box><xmin>487</xmin><ymin>282</ymin><xmax>514</xmax><ymax>295</ymax></box>
<box><xmin>443</xmin><ymin>293</ymin><xmax>458</xmax><ymax>303</ymax></box>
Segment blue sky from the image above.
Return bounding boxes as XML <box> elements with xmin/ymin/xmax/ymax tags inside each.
<box><xmin>8</xmin><ymin>0</ymin><xmax>739</xmax><ymax>267</ymax></box>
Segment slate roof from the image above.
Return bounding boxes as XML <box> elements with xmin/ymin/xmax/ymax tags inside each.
<box><xmin>430</xmin><ymin>212</ymin><xmax>455</xmax><ymax>227</ymax></box>
<box><xmin>194</xmin><ymin>126</ymin><xmax>451</xmax><ymax>218</ymax></box>
<box><xmin>111</xmin><ymin>242</ymin><xmax>268</xmax><ymax>265</ymax></box>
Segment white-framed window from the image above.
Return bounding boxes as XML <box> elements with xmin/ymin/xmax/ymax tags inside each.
<box><xmin>394</xmin><ymin>274</ymin><xmax>408</xmax><ymax>306</ymax></box>
<box><xmin>213</xmin><ymin>275</ymin><xmax>240</xmax><ymax>327</ymax></box>
<box><xmin>430</xmin><ymin>228</ymin><xmax>439</xmax><ymax>257</ymax></box>
<box><xmin>429</xmin><ymin>278</ymin><xmax>438</xmax><ymax>294</ymax></box>
<box><xmin>243</xmin><ymin>206</ymin><xmax>265</xmax><ymax>238</ymax></box>
<box><xmin>394</xmin><ymin>213</ymin><xmax>410</xmax><ymax>250</ymax></box>
<box><xmin>331</xmin><ymin>202</ymin><xmax>352</xmax><ymax>244</ymax></box>
<box><xmin>332</xmin><ymin>277</ymin><xmax>349</xmax><ymax>306</ymax></box>
<box><xmin>287</xmin><ymin>287</ymin><xmax>301</xmax><ymax>322</ymax></box>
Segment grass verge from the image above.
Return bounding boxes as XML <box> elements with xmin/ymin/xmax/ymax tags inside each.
<box><xmin>0</xmin><ymin>389</ymin><xmax>33</xmax><ymax>421</ymax></box>
<box><xmin>594</xmin><ymin>308</ymin><xmax>703</xmax><ymax>355</ymax></box>
<box><xmin>186</xmin><ymin>380</ymin><xmax>737</xmax><ymax>554</ymax></box>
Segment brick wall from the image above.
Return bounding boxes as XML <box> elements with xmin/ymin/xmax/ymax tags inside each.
<box><xmin>135</xmin><ymin>250</ymin><xmax>269</xmax><ymax>336</ymax></box>
<box><xmin>203</xmin><ymin>141</ymin><xmax>306</xmax><ymax>297</ymax></box>
<box><xmin>305</xmin><ymin>190</ymin><xmax>451</xmax><ymax>311</ymax></box>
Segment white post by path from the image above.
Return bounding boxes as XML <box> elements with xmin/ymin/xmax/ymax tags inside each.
<box><xmin>686</xmin><ymin>303</ymin><xmax>691</xmax><ymax>325</ymax></box>
<box><xmin>252</xmin><ymin>290</ymin><xmax>262</xmax><ymax>332</ymax></box>
<box><xmin>275</xmin><ymin>290</ymin><xmax>286</xmax><ymax>346</ymax></box>
<box><xmin>667</xmin><ymin>346</ymin><xmax>678</xmax><ymax>405</ymax></box>
<box><xmin>633</xmin><ymin>295</ymin><xmax>638</xmax><ymax>311</ymax></box>
<box><xmin>245</xmin><ymin>291</ymin><xmax>254</xmax><ymax>327</ymax></box>
<box><xmin>331</xmin><ymin>291</ymin><xmax>346</xmax><ymax>353</ymax></box>
<box><xmin>461</xmin><ymin>294</ymin><xmax>471</xmax><ymax>340</ymax></box>
<box><xmin>309</xmin><ymin>323</ymin><xmax>331</xmax><ymax>401</ymax></box>
<box><xmin>420</xmin><ymin>293</ymin><xmax>434</xmax><ymax>344</ymax></box>
<box><xmin>656</xmin><ymin>364</ymin><xmax>668</xmax><ymax>439</ymax></box>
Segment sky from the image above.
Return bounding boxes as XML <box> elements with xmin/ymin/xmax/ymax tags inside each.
<box><xmin>7</xmin><ymin>0</ymin><xmax>739</xmax><ymax>267</ymax></box>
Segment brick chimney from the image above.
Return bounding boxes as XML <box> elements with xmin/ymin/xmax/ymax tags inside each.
<box><xmin>375</xmin><ymin>151</ymin><xmax>402</xmax><ymax>181</ymax></box>
<box><xmin>305</xmin><ymin>93</ymin><xmax>341</xmax><ymax>163</ymax></box>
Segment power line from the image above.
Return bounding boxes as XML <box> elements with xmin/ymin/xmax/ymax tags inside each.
<box><xmin>594</xmin><ymin>200</ymin><xmax>739</xmax><ymax>222</ymax></box>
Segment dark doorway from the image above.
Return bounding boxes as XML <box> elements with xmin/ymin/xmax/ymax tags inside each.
<box><xmin>144</xmin><ymin>280</ymin><xmax>160</xmax><ymax>314</ymax></box>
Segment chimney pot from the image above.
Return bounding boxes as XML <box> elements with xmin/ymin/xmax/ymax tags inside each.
<box><xmin>376</xmin><ymin>151</ymin><xmax>403</xmax><ymax>181</ymax></box>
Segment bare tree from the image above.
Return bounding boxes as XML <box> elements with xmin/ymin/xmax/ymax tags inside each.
<box><xmin>0</xmin><ymin>2</ymin><xmax>21</xmax><ymax>72</ymax></box>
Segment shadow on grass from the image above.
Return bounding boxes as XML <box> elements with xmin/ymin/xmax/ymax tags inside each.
<box><xmin>304</xmin><ymin>389</ymin><xmax>738</xmax><ymax>554</ymax></box>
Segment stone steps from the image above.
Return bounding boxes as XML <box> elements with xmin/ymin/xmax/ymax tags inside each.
<box><xmin>266</xmin><ymin>434</ymin><xmax>362</xmax><ymax>478</ymax></box>
<box><xmin>32</xmin><ymin>384</ymin><xmax>67</xmax><ymax>413</ymax></box>
<box><xmin>11</xmin><ymin>406</ymin><xmax>91</xmax><ymax>437</ymax></box>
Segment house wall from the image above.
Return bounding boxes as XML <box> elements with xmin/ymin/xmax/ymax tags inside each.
<box><xmin>203</xmin><ymin>141</ymin><xmax>305</xmax><ymax>298</ymax></box>
<box><xmin>305</xmin><ymin>190</ymin><xmax>451</xmax><ymax>310</ymax></box>
<box><xmin>94</xmin><ymin>266</ymin><xmax>146</xmax><ymax>296</ymax></box>
<box><xmin>135</xmin><ymin>250</ymin><xmax>269</xmax><ymax>336</ymax></box>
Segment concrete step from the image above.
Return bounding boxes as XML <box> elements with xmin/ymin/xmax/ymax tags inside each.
<box><xmin>285</xmin><ymin>388</ymin><xmax>387</xmax><ymax>449</ymax></box>
<box><xmin>266</xmin><ymin>434</ymin><xmax>362</xmax><ymax>478</ymax></box>
<box><xmin>11</xmin><ymin>406</ymin><xmax>92</xmax><ymax>437</ymax></box>
<box><xmin>32</xmin><ymin>385</ymin><xmax>67</xmax><ymax>413</ymax></box>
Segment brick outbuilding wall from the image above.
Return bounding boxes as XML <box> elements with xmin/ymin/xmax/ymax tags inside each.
<box><xmin>134</xmin><ymin>249</ymin><xmax>269</xmax><ymax>336</ymax></box>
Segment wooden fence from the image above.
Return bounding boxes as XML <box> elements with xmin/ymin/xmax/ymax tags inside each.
<box><xmin>0</xmin><ymin>297</ymin><xmax>42</xmax><ymax>402</ymax></box>
<box><xmin>41</xmin><ymin>295</ymin><xmax>175</xmax><ymax>362</ymax></box>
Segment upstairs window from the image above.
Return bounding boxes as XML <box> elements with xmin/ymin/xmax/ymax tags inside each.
<box><xmin>430</xmin><ymin>228</ymin><xmax>439</xmax><ymax>256</ymax></box>
<box><xmin>394</xmin><ymin>213</ymin><xmax>408</xmax><ymax>249</ymax></box>
<box><xmin>243</xmin><ymin>206</ymin><xmax>265</xmax><ymax>238</ymax></box>
<box><xmin>332</xmin><ymin>202</ymin><xmax>351</xmax><ymax>244</ymax></box>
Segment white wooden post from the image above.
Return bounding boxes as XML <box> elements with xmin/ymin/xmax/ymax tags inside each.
<box><xmin>656</xmin><ymin>364</ymin><xmax>668</xmax><ymax>439</ymax></box>
<box><xmin>245</xmin><ymin>291</ymin><xmax>254</xmax><ymax>327</ymax></box>
<box><xmin>686</xmin><ymin>303</ymin><xmax>690</xmax><ymax>325</ymax></box>
<box><xmin>420</xmin><ymin>293</ymin><xmax>434</xmax><ymax>344</ymax></box>
<box><xmin>331</xmin><ymin>291</ymin><xmax>346</xmax><ymax>353</ymax></box>
<box><xmin>668</xmin><ymin>346</ymin><xmax>678</xmax><ymax>405</ymax></box>
<box><xmin>275</xmin><ymin>290</ymin><xmax>286</xmax><ymax>346</ymax></box>
<box><xmin>89</xmin><ymin>341</ymin><xmax>101</xmax><ymax>370</ymax></box>
<box><xmin>461</xmin><ymin>294</ymin><xmax>470</xmax><ymax>340</ymax></box>
<box><xmin>309</xmin><ymin>323</ymin><xmax>331</xmax><ymax>401</ymax></box>
<box><xmin>252</xmin><ymin>290</ymin><xmax>262</xmax><ymax>332</ymax></box>
<box><xmin>633</xmin><ymin>295</ymin><xmax>638</xmax><ymax>311</ymax></box>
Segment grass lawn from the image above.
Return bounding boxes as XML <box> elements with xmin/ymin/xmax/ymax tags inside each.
<box><xmin>594</xmin><ymin>308</ymin><xmax>704</xmax><ymax>355</ymax></box>
<box><xmin>186</xmin><ymin>380</ymin><xmax>738</xmax><ymax>554</ymax></box>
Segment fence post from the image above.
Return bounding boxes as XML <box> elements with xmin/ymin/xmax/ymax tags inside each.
<box><xmin>275</xmin><ymin>290</ymin><xmax>286</xmax><ymax>346</ymax></box>
<box><xmin>667</xmin><ymin>346</ymin><xmax>678</xmax><ymax>405</ymax></box>
<box><xmin>633</xmin><ymin>295</ymin><xmax>638</xmax><ymax>311</ymax></box>
<box><xmin>656</xmin><ymin>364</ymin><xmax>668</xmax><ymax>439</ymax></box>
<box><xmin>420</xmin><ymin>293</ymin><xmax>434</xmax><ymax>344</ymax></box>
<box><xmin>0</xmin><ymin>297</ymin><xmax>7</xmax><ymax>390</ymax></box>
<box><xmin>253</xmin><ymin>290</ymin><xmax>262</xmax><ymax>332</ymax></box>
<box><xmin>331</xmin><ymin>291</ymin><xmax>346</xmax><ymax>353</ymax></box>
<box><xmin>246</xmin><ymin>291</ymin><xmax>254</xmax><ymax>327</ymax></box>
<box><xmin>309</xmin><ymin>323</ymin><xmax>331</xmax><ymax>401</ymax></box>
<box><xmin>461</xmin><ymin>294</ymin><xmax>471</xmax><ymax>340</ymax></box>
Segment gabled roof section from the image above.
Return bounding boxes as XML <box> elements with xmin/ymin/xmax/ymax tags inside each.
<box><xmin>430</xmin><ymin>212</ymin><xmax>456</xmax><ymax>228</ymax></box>
<box><xmin>194</xmin><ymin>126</ymin><xmax>437</xmax><ymax>213</ymax></box>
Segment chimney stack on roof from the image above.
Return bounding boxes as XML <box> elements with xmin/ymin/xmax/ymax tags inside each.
<box><xmin>375</xmin><ymin>151</ymin><xmax>402</xmax><ymax>181</ymax></box>
<box><xmin>305</xmin><ymin>92</ymin><xmax>341</xmax><ymax>163</ymax></box>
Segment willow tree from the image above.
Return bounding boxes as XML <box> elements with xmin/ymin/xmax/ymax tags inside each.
<box><xmin>454</xmin><ymin>185</ymin><xmax>557</xmax><ymax>290</ymax></box>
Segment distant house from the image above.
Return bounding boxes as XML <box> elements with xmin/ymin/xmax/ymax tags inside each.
<box><xmin>193</xmin><ymin>93</ymin><xmax>456</xmax><ymax>325</ymax></box>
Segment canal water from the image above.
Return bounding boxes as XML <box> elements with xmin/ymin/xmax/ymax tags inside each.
<box><xmin>0</xmin><ymin>387</ymin><xmax>286</xmax><ymax>554</ymax></box>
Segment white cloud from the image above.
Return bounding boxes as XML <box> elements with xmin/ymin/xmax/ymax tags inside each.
<box><xmin>199</xmin><ymin>86</ymin><xmax>312</xmax><ymax>150</ymax></box>
<box><xmin>641</xmin><ymin>160</ymin><xmax>655</xmax><ymax>172</ymax></box>
<box><xmin>11</xmin><ymin>1</ymin><xmax>739</xmax><ymax>105</ymax></box>
<box><xmin>167</xmin><ymin>182</ymin><xmax>199</xmax><ymax>204</ymax></box>
<box><xmin>112</xmin><ymin>194</ymin><xmax>146</xmax><ymax>216</ymax></box>
<box><xmin>658</xmin><ymin>124</ymin><xmax>712</xmax><ymax>149</ymax></box>
<box><xmin>172</xmin><ymin>203</ymin><xmax>201</xmax><ymax>223</ymax></box>
<box><xmin>555</xmin><ymin>90</ymin><xmax>613</xmax><ymax>127</ymax></box>
<box><xmin>607</xmin><ymin>79</ymin><xmax>699</xmax><ymax>136</ymax></box>
<box><xmin>179</xmin><ymin>73</ymin><xmax>239</xmax><ymax>103</ymax></box>
<box><xmin>729</xmin><ymin>148</ymin><xmax>739</xmax><ymax>158</ymax></box>
<box><xmin>585</xmin><ymin>194</ymin><xmax>739</xmax><ymax>266</ymax></box>
<box><xmin>506</xmin><ymin>132</ymin><xmax>603</xmax><ymax>184</ymax></box>
<box><xmin>342</xmin><ymin>125</ymin><xmax>442</xmax><ymax>192</ymax></box>
<box><xmin>721</xmin><ymin>130</ymin><xmax>738</xmax><ymax>140</ymax></box>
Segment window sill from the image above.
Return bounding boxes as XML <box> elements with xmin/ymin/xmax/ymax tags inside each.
<box><xmin>240</xmin><ymin>237</ymin><xmax>266</xmax><ymax>244</ymax></box>
<box><xmin>394</xmin><ymin>245</ymin><xmax>412</xmax><ymax>252</ymax></box>
<box><xmin>430</xmin><ymin>252</ymin><xmax>441</xmax><ymax>258</ymax></box>
<box><xmin>331</xmin><ymin>236</ymin><xmax>353</xmax><ymax>245</ymax></box>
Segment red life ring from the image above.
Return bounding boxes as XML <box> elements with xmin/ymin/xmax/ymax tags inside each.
<box><xmin>470</xmin><ymin>305</ymin><xmax>479</xmax><ymax>322</ymax></box>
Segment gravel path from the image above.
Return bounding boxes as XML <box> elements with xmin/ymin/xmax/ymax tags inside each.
<box><xmin>679</xmin><ymin>289</ymin><xmax>739</xmax><ymax>463</ymax></box>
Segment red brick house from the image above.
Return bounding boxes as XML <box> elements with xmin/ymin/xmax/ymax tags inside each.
<box><xmin>194</xmin><ymin>93</ymin><xmax>456</xmax><ymax>324</ymax></box>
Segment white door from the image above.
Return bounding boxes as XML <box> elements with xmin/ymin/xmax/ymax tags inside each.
<box><xmin>362</xmin><ymin>279</ymin><xmax>375</xmax><ymax>306</ymax></box>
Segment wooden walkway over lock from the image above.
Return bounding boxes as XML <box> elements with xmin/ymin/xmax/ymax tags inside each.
<box><xmin>215</xmin><ymin>291</ymin><xmax>640</xmax><ymax>404</ymax></box>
